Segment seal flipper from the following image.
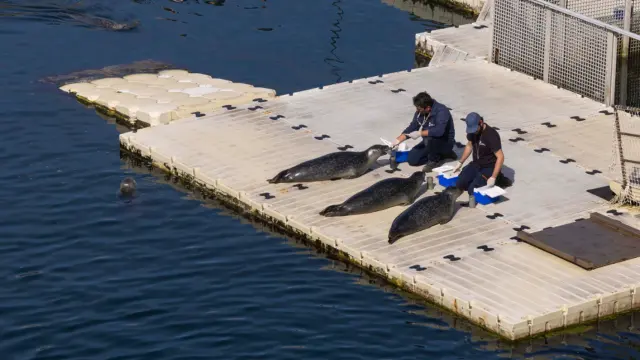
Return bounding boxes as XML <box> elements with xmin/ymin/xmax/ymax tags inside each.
<box><xmin>320</xmin><ymin>204</ymin><xmax>346</xmax><ymax>217</ymax></box>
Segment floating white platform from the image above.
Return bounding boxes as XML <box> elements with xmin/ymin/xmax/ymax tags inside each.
<box><xmin>115</xmin><ymin>57</ymin><xmax>640</xmax><ymax>341</ymax></box>
<box><xmin>59</xmin><ymin>69</ymin><xmax>276</xmax><ymax>126</ymax></box>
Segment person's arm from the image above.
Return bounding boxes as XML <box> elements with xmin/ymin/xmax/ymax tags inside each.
<box><xmin>425</xmin><ymin>110</ymin><xmax>448</xmax><ymax>138</ymax></box>
<box><xmin>453</xmin><ymin>141</ymin><xmax>472</xmax><ymax>173</ymax></box>
<box><xmin>491</xmin><ymin>149</ymin><xmax>504</xmax><ymax>179</ymax></box>
<box><xmin>459</xmin><ymin>141</ymin><xmax>472</xmax><ymax>164</ymax></box>
<box><xmin>395</xmin><ymin>113</ymin><xmax>419</xmax><ymax>143</ymax></box>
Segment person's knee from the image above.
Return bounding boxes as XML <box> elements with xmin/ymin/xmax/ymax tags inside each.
<box><xmin>407</xmin><ymin>156</ymin><xmax>422</xmax><ymax>166</ymax></box>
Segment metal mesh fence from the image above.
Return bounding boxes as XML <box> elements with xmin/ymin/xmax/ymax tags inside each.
<box><xmin>492</xmin><ymin>0</ymin><xmax>616</xmax><ymax>103</ymax></box>
<box><xmin>611</xmin><ymin>105</ymin><xmax>640</xmax><ymax>205</ymax></box>
<box><xmin>491</xmin><ymin>0</ymin><xmax>640</xmax><ymax>106</ymax></box>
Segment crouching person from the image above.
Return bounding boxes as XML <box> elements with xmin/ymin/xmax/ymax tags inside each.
<box><xmin>453</xmin><ymin>112</ymin><xmax>505</xmax><ymax>207</ymax></box>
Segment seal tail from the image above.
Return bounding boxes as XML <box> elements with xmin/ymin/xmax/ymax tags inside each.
<box><xmin>319</xmin><ymin>204</ymin><xmax>345</xmax><ymax>217</ymax></box>
<box><xmin>267</xmin><ymin>170</ymin><xmax>288</xmax><ymax>184</ymax></box>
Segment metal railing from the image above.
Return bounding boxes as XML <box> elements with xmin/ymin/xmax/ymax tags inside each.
<box><xmin>489</xmin><ymin>0</ymin><xmax>640</xmax><ymax>106</ymax></box>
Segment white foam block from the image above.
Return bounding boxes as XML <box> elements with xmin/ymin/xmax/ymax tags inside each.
<box><xmin>433</xmin><ymin>163</ymin><xmax>455</xmax><ymax>174</ymax></box>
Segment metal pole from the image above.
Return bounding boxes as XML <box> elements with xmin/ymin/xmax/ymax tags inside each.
<box><xmin>606</xmin><ymin>32</ymin><xmax>618</xmax><ymax>106</ymax></box>
<box><xmin>620</xmin><ymin>0</ymin><xmax>633</xmax><ymax>106</ymax></box>
<box><xmin>543</xmin><ymin>8</ymin><xmax>552</xmax><ymax>82</ymax></box>
<box><xmin>487</xmin><ymin>0</ymin><xmax>496</xmax><ymax>63</ymax></box>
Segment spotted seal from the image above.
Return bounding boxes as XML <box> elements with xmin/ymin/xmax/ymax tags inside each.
<box><xmin>267</xmin><ymin>144</ymin><xmax>390</xmax><ymax>184</ymax></box>
<box><xmin>387</xmin><ymin>186</ymin><xmax>463</xmax><ymax>244</ymax></box>
<box><xmin>320</xmin><ymin>171</ymin><xmax>429</xmax><ymax>217</ymax></box>
<box><xmin>119</xmin><ymin>177</ymin><xmax>137</xmax><ymax>196</ymax></box>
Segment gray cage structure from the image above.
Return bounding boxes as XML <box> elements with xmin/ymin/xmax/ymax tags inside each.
<box><xmin>489</xmin><ymin>0</ymin><xmax>640</xmax><ymax>107</ymax></box>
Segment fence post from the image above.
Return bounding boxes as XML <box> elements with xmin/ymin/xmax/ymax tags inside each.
<box><xmin>487</xmin><ymin>0</ymin><xmax>496</xmax><ymax>63</ymax></box>
<box><xmin>620</xmin><ymin>0</ymin><xmax>633</xmax><ymax>106</ymax></box>
<box><xmin>606</xmin><ymin>32</ymin><xmax>618</xmax><ymax>106</ymax></box>
<box><xmin>543</xmin><ymin>8</ymin><xmax>552</xmax><ymax>82</ymax></box>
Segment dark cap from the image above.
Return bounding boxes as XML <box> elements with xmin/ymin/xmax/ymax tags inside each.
<box><xmin>464</xmin><ymin>112</ymin><xmax>483</xmax><ymax>134</ymax></box>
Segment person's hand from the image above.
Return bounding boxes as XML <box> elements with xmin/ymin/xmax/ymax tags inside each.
<box><xmin>486</xmin><ymin>177</ymin><xmax>496</xmax><ymax>188</ymax></box>
<box><xmin>452</xmin><ymin>161</ymin><xmax>462</xmax><ymax>174</ymax></box>
<box><xmin>405</xmin><ymin>131</ymin><xmax>421</xmax><ymax>140</ymax></box>
<box><xmin>392</xmin><ymin>138</ymin><xmax>401</xmax><ymax>147</ymax></box>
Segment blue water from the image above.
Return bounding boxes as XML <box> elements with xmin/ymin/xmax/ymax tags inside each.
<box><xmin>3</xmin><ymin>0</ymin><xmax>640</xmax><ymax>359</ymax></box>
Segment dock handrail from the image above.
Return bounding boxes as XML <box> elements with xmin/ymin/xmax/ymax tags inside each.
<box><xmin>528</xmin><ymin>0</ymin><xmax>640</xmax><ymax>41</ymax></box>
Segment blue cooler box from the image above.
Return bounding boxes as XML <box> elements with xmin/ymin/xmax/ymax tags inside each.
<box><xmin>394</xmin><ymin>150</ymin><xmax>409</xmax><ymax>163</ymax></box>
<box><xmin>473</xmin><ymin>186</ymin><xmax>505</xmax><ymax>205</ymax></box>
<box><xmin>437</xmin><ymin>174</ymin><xmax>458</xmax><ymax>187</ymax></box>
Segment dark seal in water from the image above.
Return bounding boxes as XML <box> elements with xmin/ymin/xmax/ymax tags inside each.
<box><xmin>387</xmin><ymin>186</ymin><xmax>463</xmax><ymax>244</ymax></box>
<box><xmin>119</xmin><ymin>177</ymin><xmax>137</xmax><ymax>196</ymax></box>
<box><xmin>320</xmin><ymin>171</ymin><xmax>429</xmax><ymax>217</ymax></box>
<box><xmin>267</xmin><ymin>145</ymin><xmax>390</xmax><ymax>184</ymax></box>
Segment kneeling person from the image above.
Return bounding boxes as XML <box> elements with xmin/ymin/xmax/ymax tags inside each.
<box><xmin>391</xmin><ymin>92</ymin><xmax>457</xmax><ymax>172</ymax></box>
<box><xmin>453</xmin><ymin>112</ymin><xmax>505</xmax><ymax>200</ymax></box>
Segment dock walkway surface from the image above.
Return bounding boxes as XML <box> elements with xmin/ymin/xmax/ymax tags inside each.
<box><xmin>119</xmin><ymin>57</ymin><xmax>640</xmax><ymax>341</ymax></box>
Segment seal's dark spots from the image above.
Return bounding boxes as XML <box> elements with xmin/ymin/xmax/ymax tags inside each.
<box><xmin>253</xmin><ymin>98</ymin><xmax>268</xmax><ymax>103</ymax></box>
<box><xmin>571</xmin><ymin>115</ymin><xmax>586</xmax><ymax>122</ymax></box>
<box><xmin>560</xmin><ymin>158</ymin><xmax>575</xmax><ymax>164</ymax></box>
<box><xmin>259</xmin><ymin>192</ymin><xmax>275</xmax><ymax>199</ymax></box>
<box><xmin>486</xmin><ymin>213</ymin><xmax>503</xmax><ymax>219</ymax></box>
<box><xmin>513</xmin><ymin>225</ymin><xmax>530</xmax><ymax>231</ymax></box>
<box><xmin>248</xmin><ymin>105</ymin><xmax>263</xmax><ymax>111</ymax></box>
<box><xmin>314</xmin><ymin>134</ymin><xmax>330</xmax><ymax>140</ymax></box>
<box><xmin>269</xmin><ymin>115</ymin><xmax>285</xmax><ymax>121</ymax></box>
<box><xmin>337</xmin><ymin>145</ymin><xmax>353</xmax><ymax>151</ymax></box>
<box><xmin>391</xmin><ymin>88</ymin><xmax>406</xmax><ymax>93</ymax></box>
<box><xmin>191</xmin><ymin>111</ymin><xmax>205</xmax><ymax>117</ymax></box>
<box><xmin>512</xmin><ymin>128</ymin><xmax>527</xmax><ymax>135</ymax></box>
<box><xmin>291</xmin><ymin>124</ymin><xmax>307</xmax><ymax>130</ymax></box>
<box><xmin>409</xmin><ymin>264</ymin><xmax>426</xmax><ymax>271</ymax></box>
<box><xmin>509</xmin><ymin>137</ymin><xmax>524</xmax><ymax>143</ymax></box>
<box><xmin>534</xmin><ymin>147</ymin><xmax>550</xmax><ymax>153</ymax></box>
<box><xmin>586</xmin><ymin>169</ymin><xmax>602</xmax><ymax>175</ymax></box>
<box><xmin>293</xmin><ymin>184</ymin><xmax>308</xmax><ymax>190</ymax></box>
<box><xmin>541</xmin><ymin>122</ymin><xmax>557</xmax><ymax>128</ymax></box>
<box><xmin>368</xmin><ymin>80</ymin><xmax>383</xmax><ymax>84</ymax></box>
<box><xmin>607</xmin><ymin>209</ymin><xmax>624</xmax><ymax>216</ymax></box>
<box><xmin>222</xmin><ymin>105</ymin><xmax>236</xmax><ymax>110</ymax></box>
<box><xmin>477</xmin><ymin>245</ymin><xmax>494</xmax><ymax>252</ymax></box>
<box><xmin>443</xmin><ymin>254</ymin><xmax>461</xmax><ymax>261</ymax></box>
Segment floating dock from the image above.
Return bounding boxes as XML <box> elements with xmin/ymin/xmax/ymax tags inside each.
<box><xmin>58</xmin><ymin>3</ymin><xmax>640</xmax><ymax>340</ymax></box>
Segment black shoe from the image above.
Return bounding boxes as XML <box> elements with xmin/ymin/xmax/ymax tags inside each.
<box><xmin>422</xmin><ymin>159</ymin><xmax>444</xmax><ymax>173</ymax></box>
<box><xmin>496</xmin><ymin>172</ymin><xmax>513</xmax><ymax>188</ymax></box>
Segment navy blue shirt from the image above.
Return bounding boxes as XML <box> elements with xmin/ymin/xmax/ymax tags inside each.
<box><xmin>402</xmin><ymin>100</ymin><xmax>455</xmax><ymax>144</ymax></box>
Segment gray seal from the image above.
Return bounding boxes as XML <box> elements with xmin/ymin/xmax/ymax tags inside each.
<box><xmin>320</xmin><ymin>171</ymin><xmax>429</xmax><ymax>217</ymax></box>
<box><xmin>119</xmin><ymin>177</ymin><xmax>137</xmax><ymax>196</ymax></box>
<box><xmin>387</xmin><ymin>186</ymin><xmax>463</xmax><ymax>244</ymax></box>
<box><xmin>267</xmin><ymin>144</ymin><xmax>390</xmax><ymax>184</ymax></box>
